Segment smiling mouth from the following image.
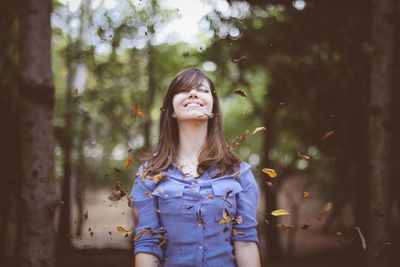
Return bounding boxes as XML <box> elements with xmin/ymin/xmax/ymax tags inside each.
<box><xmin>184</xmin><ymin>103</ymin><xmax>203</xmax><ymax>107</ymax></box>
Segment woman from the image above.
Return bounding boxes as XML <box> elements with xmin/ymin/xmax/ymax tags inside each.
<box><xmin>130</xmin><ymin>68</ymin><xmax>261</xmax><ymax>267</ymax></box>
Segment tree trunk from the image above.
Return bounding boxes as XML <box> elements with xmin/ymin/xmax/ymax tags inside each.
<box><xmin>367</xmin><ymin>0</ymin><xmax>394</xmax><ymax>266</ymax></box>
<box><xmin>0</xmin><ymin>0</ymin><xmax>20</xmax><ymax>264</ymax></box>
<box><xmin>56</xmin><ymin>16</ymin><xmax>74</xmax><ymax>252</ymax></box>
<box><xmin>18</xmin><ymin>0</ymin><xmax>58</xmax><ymax>266</ymax></box>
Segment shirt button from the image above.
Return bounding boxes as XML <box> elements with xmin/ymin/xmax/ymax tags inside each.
<box><xmin>199</xmin><ymin>245</ymin><xmax>203</xmax><ymax>250</ymax></box>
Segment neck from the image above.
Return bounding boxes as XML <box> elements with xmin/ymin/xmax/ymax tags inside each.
<box><xmin>176</xmin><ymin>120</ymin><xmax>208</xmax><ymax>164</ymax></box>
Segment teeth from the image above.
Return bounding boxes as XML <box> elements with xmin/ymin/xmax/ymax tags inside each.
<box><xmin>186</xmin><ymin>103</ymin><xmax>202</xmax><ymax>107</ymax></box>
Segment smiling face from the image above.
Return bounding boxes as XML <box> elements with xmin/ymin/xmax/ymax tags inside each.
<box><xmin>172</xmin><ymin>79</ymin><xmax>214</xmax><ymax>121</ymax></box>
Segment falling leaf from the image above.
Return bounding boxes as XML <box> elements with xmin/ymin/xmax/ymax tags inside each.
<box><xmin>276</xmin><ymin>224</ymin><xmax>295</xmax><ymax>230</ymax></box>
<box><xmin>230</xmin><ymin>131</ymin><xmax>248</xmax><ymax>149</ymax></box>
<box><xmin>108</xmin><ymin>181</ymin><xmax>126</xmax><ymax>201</ymax></box>
<box><xmin>320</xmin><ymin>202</ymin><xmax>333</xmax><ymax>214</ymax></box>
<box><xmin>218</xmin><ymin>209</ymin><xmax>242</xmax><ymax>225</ymax></box>
<box><xmin>271</xmin><ymin>209</ymin><xmax>290</xmax><ymax>216</ymax></box>
<box><xmin>117</xmin><ymin>226</ymin><xmax>132</xmax><ymax>235</ymax></box>
<box><xmin>303</xmin><ymin>191</ymin><xmax>310</xmax><ymax>198</ymax></box>
<box><xmin>145</xmin><ymin>172</ymin><xmax>165</xmax><ymax>184</ymax></box>
<box><xmin>234</xmin><ymin>89</ymin><xmax>247</xmax><ymax>97</ymax></box>
<box><xmin>83</xmin><ymin>210</ymin><xmax>88</xmax><ymax>221</ymax></box>
<box><xmin>124</xmin><ymin>157</ymin><xmax>132</xmax><ymax>169</ymax></box>
<box><xmin>355</xmin><ymin>226</ymin><xmax>366</xmax><ymax>251</ymax></box>
<box><xmin>297</xmin><ymin>152</ymin><xmax>311</xmax><ymax>160</ymax></box>
<box><xmin>156</xmin><ymin>189</ymin><xmax>163</xmax><ymax>193</ymax></box>
<box><xmin>145</xmin><ymin>191</ymin><xmax>152</xmax><ymax>198</ymax></box>
<box><xmin>251</xmin><ymin>126</ymin><xmax>267</xmax><ymax>135</ymax></box>
<box><xmin>262</xmin><ymin>168</ymin><xmax>277</xmax><ymax>178</ymax></box>
<box><xmin>265</xmin><ymin>181</ymin><xmax>274</xmax><ymax>187</ymax></box>
<box><xmin>206</xmin><ymin>194</ymin><xmax>214</xmax><ymax>199</ymax></box>
<box><xmin>301</xmin><ymin>224</ymin><xmax>310</xmax><ymax>230</ymax></box>
<box><xmin>132</xmin><ymin>104</ymin><xmax>145</xmax><ymax>118</ymax></box>
<box><xmin>156</xmin><ymin>237</ymin><xmax>168</xmax><ymax>246</ymax></box>
<box><xmin>322</xmin><ymin>130</ymin><xmax>335</xmax><ymax>140</ymax></box>
<box><xmin>232</xmin><ymin>55</ymin><xmax>246</xmax><ymax>63</ymax></box>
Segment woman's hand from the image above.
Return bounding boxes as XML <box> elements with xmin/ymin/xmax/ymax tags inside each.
<box><xmin>234</xmin><ymin>240</ymin><xmax>261</xmax><ymax>267</ymax></box>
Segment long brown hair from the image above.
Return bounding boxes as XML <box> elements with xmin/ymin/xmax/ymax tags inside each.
<box><xmin>140</xmin><ymin>67</ymin><xmax>240</xmax><ymax>177</ymax></box>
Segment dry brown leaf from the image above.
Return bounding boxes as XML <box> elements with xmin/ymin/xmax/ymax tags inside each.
<box><xmin>320</xmin><ymin>202</ymin><xmax>333</xmax><ymax>214</ymax></box>
<box><xmin>234</xmin><ymin>89</ymin><xmax>248</xmax><ymax>97</ymax></box>
<box><xmin>322</xmin><ymin>130</ymin><xmax>335</xmax><ymax>140</ymax></box>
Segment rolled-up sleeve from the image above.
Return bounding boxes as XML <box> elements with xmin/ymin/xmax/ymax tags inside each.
<box><xmin>130</xmin><ymin>164</ymin><xmax>164</xmax><ymax>260</ymax></box>
<box><xmin>232</xmin><ymin>164</ymin><xmax>260</xmax><ymax>244</ymax></box>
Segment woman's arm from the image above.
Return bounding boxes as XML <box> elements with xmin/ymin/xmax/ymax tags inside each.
<box><xmin>234</xmin><ymin>241</ymin><xmax>261</xmax><ymax>267</ymax></box>
<box><xmin>135</xmin><ymin>253</ymin><xmax>161</xmax><ymax>267</ymax></box>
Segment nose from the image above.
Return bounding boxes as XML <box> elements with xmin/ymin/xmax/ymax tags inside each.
<box><xmin>188</xmin><ymin>89</ymin><xmax>199</xmax><ymax>98</ymax></box>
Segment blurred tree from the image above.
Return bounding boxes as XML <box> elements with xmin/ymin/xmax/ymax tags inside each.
<box><xmin>0</xmin><ymin>0</ymin><xmax>20</xmax><ymax>265</ymax></box>
<box><xmin>367</xmin><ymin>0</ymin><xmax>395</xmax><ymax>266</ymax></box>
<box><xmin>18</xmin><ymin>0</ymin><xmax>58</xmax><ymax>266</ymax></box>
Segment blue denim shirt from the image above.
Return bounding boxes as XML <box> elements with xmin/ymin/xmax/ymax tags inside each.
<box><xmin>130</xmin><ymin>161</ymin><xmax>260</xmax><ymax>267</ymax></box>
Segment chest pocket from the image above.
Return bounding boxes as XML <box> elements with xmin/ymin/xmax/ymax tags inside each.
<box><xmin>211</xmin><ymin>178</ymin><xmax>243</xmax><ymax>220</ymax></box>
<box><xmin>152</xmin><ymin>182</ymin><xmax>185</xmax><ymax>216</ymax></box>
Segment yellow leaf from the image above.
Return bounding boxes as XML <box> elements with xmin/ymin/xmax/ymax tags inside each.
<box><xmin>271</xmin><ymin>209</ymin><xmax>290</xmax><ymax>216</ymax></box>
<box><xmin>262</xmin><ymin>168</ymin><xmax>277</xmax><ymax>178</ymax></box>
<box><xmin>116</xmin><ymin>226</ymin><xmax>132</xmax><ymax>235</ymax></box>
<box><xmin>320</xmin><ymin>202</ymin><xmax>333</xmax><ymax>214</ymax></box>
<box><xmin>144</xmin><ymin>191</ymin><xmax>152</xmax><ymax>198</ymax></box>
<box><xmin>303</xmin><ymin>191</ymin><xmax>310</xmax><ymax>198</ymax></box>
<box><xmin>252</xmin><ymin>126</ymin><xmax>267</xmax><ymax>135</ymax></box>
<box><xmin>152</xmin><ymin>173</ymin><xmax>165</xmax><ymax>184</ymax></box>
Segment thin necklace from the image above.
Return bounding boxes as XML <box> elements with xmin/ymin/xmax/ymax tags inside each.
<box><xmin>176</xmin><ymin>160</ymin><xmax>199</xmax><ymax>177</ymax></box>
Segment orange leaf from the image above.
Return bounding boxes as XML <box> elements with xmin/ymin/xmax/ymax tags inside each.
<box><xmin>132</xmin><ymin>104</ymin><xmax>145</xmax><ymax>118</ymax></box>
<box><xmin>303</xmin><ymin>191</ymin><xmax>310</xmax><ymax>198</ymax></box>
<box><xmin>124</xmin><ymin>157</ymin><xmax>132</xmax><ymax>169</ymax></box>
